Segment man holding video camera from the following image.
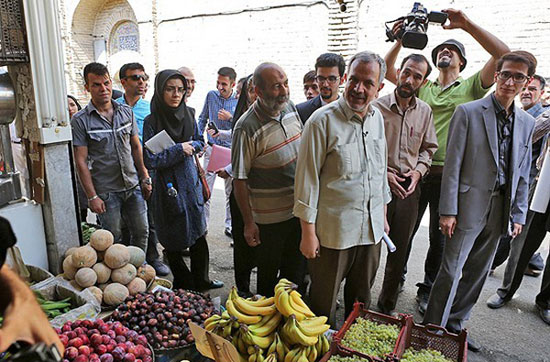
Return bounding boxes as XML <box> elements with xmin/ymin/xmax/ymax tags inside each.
<box><xmin>384</xmin><ymin>8</ymin><xmax>510</xmax><ymax>318</ymax></box>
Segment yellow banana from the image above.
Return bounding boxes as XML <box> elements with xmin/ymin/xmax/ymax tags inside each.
<box><xmin>265</xmin><ymin>353</ymin><xmax>278</xmax><ymax>362</ymax></box>
<box><xmin>249</xmin><ymin>313</ymin><xmax>282</xmax><ymax>337</ymax></box>
<box><xmin>300</xmin><ymin>316</ymin><xmax>328</xmax><ymax>328</ymax></box>
<box><xmin>227</xmin><ymin>299</ymin><xmax>263</xmax><ymax>324</ymax></box>
<box><xmin>246</xmin><ymin>296</ymin><xmax>276</xmax><ymax>307</ymax></box>
<box><xmin>249</xmin><ymin>331</ymin><xmax>275</xmax><ymax>349</ymax></box>
<box><xmin>295</xmin><ymin>348</ymin><xmax>309</xmax><ymax>362</ymax></box>
<box><xmin>248</xmin><ymin>345</ymin><xmax>257</xmax><ymax>355</ymax></box>
<box><xmin>306</xmin><ymin>345</ymin><xmax>317</xmax><ymax>362</ymax></box>
<box><xmin>296</xmin><ymin>318</ymin><xmax>330</xmax><ymax>337</ymax></box>
<box><xmin>284</xmin><ymin>347</ymin><xmax>299</xmax><ymax>362</ymax></box>
<box><xmin>204</xmin><ymin>314</ymin><xmax>222</xmax><ymax>330</ymax></box>
<box><xmin>248</xmin><ymin>352</ymin><xmax>256</xmax><ymax>362</ymax></box>
<box><xmin>276</xmin><ymin>334</ymin><xmax>286</xmax><ymax>361</ymax></box>
<box><xmin>289</xmin><ymin>291</ymin><xmax>315</xmax><ymax>317</ymax></box>
<box><xmin>234</xmin><ymin>295</ymin><xmax>278</xmax><ymax>316</ymax></box>
<box><xmin>223</xmin><ymin>322</ymin><xmax>233</xmax><ymax>338</ymax></box>
<box><xmin>286</xmin><ymin>316</ymin><xmax>318</xmax><ymax>346</ymax></box>
<box><xmin>237</xmin><ymin>333</ymin><xmax>249</xmax><ymax>355</ymax></box>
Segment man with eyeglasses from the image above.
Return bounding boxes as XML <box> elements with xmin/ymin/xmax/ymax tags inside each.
<box><xmin>115</xmin><ymin>62</ymin><xmax>170</xmax><ymax>276</ymax></box>
<box><xmin>384</xmin><ymin>9</ymin><xmax>510</xmax><ymax>318</ymax></box>
<box><xmin>198</xmin><ymin>67</ymin><xmax>239</xmax><ymax>238</ymax></box>
<box><xmin>423</xmin><ymin>51</ymin><xmax>537</xmax><ymax>350</ymax></box>
<box><xmin>296</xmin><ymin>53</ymin><xmax>346</xmax><ymax>124</ymax></box>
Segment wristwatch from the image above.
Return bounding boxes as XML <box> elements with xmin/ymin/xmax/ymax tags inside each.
<box><xmin>141</xmin><ymin>177</ymin><xmax>152</xmax><ymax>185</ymax></box>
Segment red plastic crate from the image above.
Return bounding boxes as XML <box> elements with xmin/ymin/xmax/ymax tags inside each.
<box><xmin>332</xmin><ymin>302</ymin><xmax>411</xmax><ymax>362</ymax></box>
<box><xmin>393</xmin><ymin>323</ymin><xmax>467</xmax><ymax>362</ymax></box>
<box><xmin>319</xmin><ymin>343</ymin><xmax>377</xmax><ymax>362</ymax></box>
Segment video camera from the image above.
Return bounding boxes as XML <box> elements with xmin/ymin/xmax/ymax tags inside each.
<box><xmin>385</xmin><ymin>2</ymin><xmax>448</xmax><ymax>50</ymax></box>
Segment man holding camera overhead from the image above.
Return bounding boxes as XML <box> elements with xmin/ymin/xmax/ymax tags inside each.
<box><xmin>384</xmin><ymin>8</ymin><xmax>510</xmax><ymax>318</ymax></box>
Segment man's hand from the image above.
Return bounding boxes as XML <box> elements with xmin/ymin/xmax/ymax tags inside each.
<box><xmin>181</xmin><ymin>141</ymin><xmax>195</xmax><ymax>156</ymax></box>
<box><xmin>440</xmin><ymin>215</ymin><xmax>457</xmax><ymax>238</ymax></box>
<box><xmin>387</xmin><ymin>172</ymin><xmax>407</xmax><ymax>199</ymax></box>
<box><xmin>207</xmin><ymin>129</ymin><xmax>219</xmax><ymax>138</ymax></box>
<box><xmin>511</xmin><ymin>223</ymin><xmax>523</xmax><ymax>238</ymax></box>
<box><xmin>141</xmin><ymin>183</ymin><xmax>152</xmax><ymax>200</ymax></box>
<box><xmin>0</xmin><ymin>266</ymin><xmax>64</xmax><ymax>354</ymax></box>
<box><xmin>384</xmin><ymin>216</ymin><xmax>390</xmax><ymax>235</ymax></box>
<box><xmin>403</xmin><ymin>170</ymin><xmax>422</xmax><ymax>197</ymax></box>
<box><xmin>300</xmin><ymin>232</ymin><xmax>320</xmax><ymax>259</ymax></box>
<box><xmin>244</xmin><ymin>221</ymin><xmax>261</xmax><ymax>247</ymax></box>
<box><xmin>89</xmin><ymin>197</ymin><xmax>106</xmax><ymax>214</ymax></box>
<box><xmin>216</xmin><ymin>168</ymin><xmax>230</xmax><ymax>179</ymax></box>
<box><xmin>391</xmin><ymin>19</ymin><xmax>404</xmax><ymax>43</ymax></box>
<box><xmin>218</xmin><ymin>109</ymin><xmax>232</xmax><ymax>121</ymax></box>
<box><xmin>442</xmin><ymin>9</ymin><xmax>470</xmax><ymax>30</ymax></box>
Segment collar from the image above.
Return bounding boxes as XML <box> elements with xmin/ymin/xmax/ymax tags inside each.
<box><xmin>337</xmin><ymin>96</ymin><xmax>374</xmax><ymax>123</ymax></box>
<box><xmin>86</xmin><ymin>99</ymin><xmax>119</xmax><ymax>115</ymax></box>
<box><xmin>389</xmin><ymin>89</ymin><xmax>417</xmax><ymax>114</ymax></box>
<box><xmin>120</xmin><ymin>94</ymin><xmax>147</xmax><ymax>108</ymax></box>
<box><xmin>216</xmin><ymin>90</ymin><xmax>236</xmax><ymax>101</ymax></box>
<box><xmin>491</xmin><ymin>92</ymin><xmax>515</xmax><ymax>119</ymax></box>
<box><xmin>433</xmin><ymin>76</ymin><xmax>463</xmax><ymax>91</ymax></box>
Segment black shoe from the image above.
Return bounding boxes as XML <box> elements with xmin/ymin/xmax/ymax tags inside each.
<box><xmin>149</xmin><ymin>259</ymin><xmax>170</xmax><ymax>276</ymax></box>
<box><xmin>225</xmin><ymin>227</ymin><xmax>233</xmax><ymax>238</ymax></box>
<box><xmin>467</xmin><ymin>336</ymin><xmax>481</xmax><ymax>352</ymax></box>
<box><xmin>416</xmin><ymin>294</ymin><xmax>428</xmax><ymax>315</ymax></box>
<box><xmin>537</xmin><ymin>305</ymin><xmax>550</xmax><ymax>325</ymax></box>
<box><xmin>524</xmin><ymin>266</ymin><xmax>542</xmax><ymax>277</ymax></box>
<box><xmin>486</xmin><ymin>293</ymin><xmax>507</xmax><ymax>309</ymax></box>
<box><xmin>398</xmin><ymin>280</ymin><xmax>405</xmax><ymax>294</ymax></box>
<box><xmin>199</xmin><ymin>280</ymin><xmax>224</xmax><ymax>291</ymax></box>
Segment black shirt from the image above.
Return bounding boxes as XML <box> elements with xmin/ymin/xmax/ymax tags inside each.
<box><xmin>491</xmin><ymin>93</ymin><xmax>514</xmax><ymax>190</ymax></box>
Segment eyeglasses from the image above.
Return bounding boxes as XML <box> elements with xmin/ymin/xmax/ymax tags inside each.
<box><xmin>164</xmin><ymin>86</ymin><xmax>186</xmax><ymax>94</ymax></box>
<box><xmin>497</xmin><ymin>71</ymin><xmax>529</xmax><ymax>84</ymax></box>
<box><xmin>315</xmin><ymin>75</ymin><xmax>340</xmax><ymax>84</ymax></box>
<box><xmin>123</xmin><ymin>74</ymin><xmax>149</xmax><ymax>82</ymax></box>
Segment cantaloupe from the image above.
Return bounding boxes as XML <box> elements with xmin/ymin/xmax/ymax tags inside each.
<box><xmin>64</xmin><ymin>247</ymin><xmax>78</xmax><ymax>259</ymax></box>
<box><xmin>75</xmin><ymin>267</ymin><xmax>97</xmax><ymax>288</ymax></box>
<box><xmin>111</xmin><ymin>264</ymin><xmax>137</xmax><ymax>285</ymax></box>
<box><xmin>103</xmin><ymin>244</ymin><xmax>130</xmax><ymax>269</ymax></box>
<box><xmin>86</xmin><ymin>286</ymin><xmax>103</xmax><ymax>304</ymax></box>
<box><xmin>137</xmin><ymin>264</ymin><xmax>156</xmax><ymax>285</ymax></box>
<box><xmin>71</xmin><ymin>245</ymin><xmax>97</xmax><ymax>268</ymax></box>
<box><xmin>89</xmin><ymin>229</ymin><xmax>114</xmax><ymax>251</ymax></box>
<box><xmin>127</xmin><ymin>246</ymin><xmax>146</xmax><ymax>267</ymax></box>
<box><xmin>63</xmin><ymin>255</ymin><xmax>77</xmax><ymax>280</ymax></box>
<box><xmin>103</xmin><ymin>283</ymin><xmax>129</xmax><ymax>306</ymax></box>
<box><xmin>92</xmin><ymin>262</ymin><xmax>111</xmax><ymax>284</ymax></box>
<box><xmin>127</xmin><ymin>277</ymin><xmax>147</xmax><ymax>295</ymax></box>
<box><xmin>69</xmin><ymin>279</ymin><xmax>83</xmax><ymax>291</ymax></box>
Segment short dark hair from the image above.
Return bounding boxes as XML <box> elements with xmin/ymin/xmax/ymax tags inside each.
<box><xmin>496</xmin><ymin>51</ymin><xmax>537</xmax><ymax>77</ymax></box>
<box><xmin>303</xmin><ymin>70</ymin><xmax>316</xmax><ymax>84</ymax></box>
<box><xmin>315</xmin><ymin>53</ymin><xmax>346</xmax><ymax>77</ymax></box>
<box><xmin>119</xmin><ymin>62</ymin><xmax>145</xmax><ymax>79</ymax></box>
<box><xmin>532</xmin><ymin>74</ymin><xmax>546</xmax><ymax>89</ymax></box>
<box><xmin>83</xmin><ymin>62</ymin><xmax>109</xmax><ymax>84</ymax></box>
<box><xmin>218</xmin><ymin>67</ymin><xmax>237</xmax><ymax>81</ymax></box>
<box><xmin>400</xmin><ymin>53</ymin><xmax>432</xmax><ymax>79</ymax></box>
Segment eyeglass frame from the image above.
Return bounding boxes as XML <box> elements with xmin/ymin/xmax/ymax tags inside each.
<box><xmin>496</xmin><ymin>71</ymin><xmax>530</xmax><ymax>84</ymax></box>
<box><xmin>314</xmin><ymin>75</ymin><xmax>341</xmax><ymax>84</ymax></box>
<box><xmin>122</xmin><ymin>74</ymin><xmax>149</xmax><ymax>82</ymax></box>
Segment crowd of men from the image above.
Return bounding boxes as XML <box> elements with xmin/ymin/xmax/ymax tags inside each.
<box><xmin>69</xmin><ymin>8</ymin><xmax>550</xmax><ymax>353</ymax></box>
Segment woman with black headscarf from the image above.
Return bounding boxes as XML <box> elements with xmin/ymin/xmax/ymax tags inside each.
<box><xmin>143</xmin><ymin>69</ymin><xmax>223</xmax><ymax>291</ymax></box>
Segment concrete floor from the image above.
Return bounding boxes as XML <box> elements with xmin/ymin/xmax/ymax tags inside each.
<box><xmin>181</xmin><ymin>178</ymin><xmax>550</xmax><ymax>361</ymax></box>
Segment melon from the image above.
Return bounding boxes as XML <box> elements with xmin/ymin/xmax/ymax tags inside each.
<box><xmin>111</xmin><ymin>264</ymin><xmax>137</xmax><ymax>285</ymax></box>
<box><xmin>103</xmin><ymin>283</ymin><xmax>129</xmax><ymax>306</ymax></box>
<box><xmin>86</xmin><ymin>286</ymin><xmax>103</xmax><ymax>304</ymax></box>
<box><xmin>71</xmin><ymin>245</ymin><xmax>97</xmax><ymax>268</ymax></box>
<box><xmin>75</xmin><ymin>267</ymin><xmax>97</xmax><ymax>288</ymax></box>
<box><xmin>64</xmin><ymin>247</ymin><xmax>78</xmax><ymax>259</ymax></box>
<box><xmin>89</xmin><ymin>229</ymin><xmax>114</xmax><ymax>251</ymax></box>
<box><xmin>136</xmin><ymin>264</ymin><xmax>156</xmax><ymax>285</ymax></box>
<box><xmin>92</xmin><ymin>262</ymin><xmax>111</xmax><ymax>284</ymax></box>
<box><xmin>127</xmin><ymin>277</ymin><xmax>147</xmax><ymax>295</ymax></box>
<box><xmin>62</xmin><ymin>255</ymin><xmax>77</xmax><ymax>280</ymax></box>
<box><xmin>69</xmin><ymin>279</ymin><xmax>83</xmax><ymax>291</ymax></box>
<box><xmin>103</xmin><ymin>244</ymin><xmax>130</xmax><ymax>269</ymax></box>
<box><xmin>127</xmin><ymin>246</ymin><xmax>146</xmax><ymax>267</ymax></box>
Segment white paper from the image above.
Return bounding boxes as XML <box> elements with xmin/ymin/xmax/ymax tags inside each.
<box><xmin>530</xmin><ymin>151</ymin><xmax>550</xmax><ymax>213</ymax></box>
<box><xmin>144</xmin><ymin>130</ymin><xmax>176</xmax><ymax>154</ymax></box>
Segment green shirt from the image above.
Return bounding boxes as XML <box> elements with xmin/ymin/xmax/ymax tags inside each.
<box><xmin>418</xmin><ymin>71</ymin><xmax>490</xmax><ymax>166</ymax></box>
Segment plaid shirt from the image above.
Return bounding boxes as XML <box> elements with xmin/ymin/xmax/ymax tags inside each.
<box><xmin>197</xmin><ymin>90</ymin><xmax>238</xmax><ymax>148</ymax></box>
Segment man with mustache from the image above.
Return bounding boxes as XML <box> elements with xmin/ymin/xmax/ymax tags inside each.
<box><xmin>294</xmin><ymin>51</ymin><xmax>391</xmax><ymax>326</ymax></box>
<box><xmin>425</xmin><ymin>51</ymin><xmax>536</xmax><ymax>351</ymax></box>
<box><xmin>72</xmin><ymin>62</ymin><xmax>151</xmax><ymax>253</ymax></box>
<box><xmin>232</xmin><ymin>62</ymin><xmax>306</xmax><ymax>297</ymax></box>
<box><xmin>297</xmin><ymin>53</ymin><xmax>346</xmax><ymax>124</ymax></box>
<box><xmin>372</xmin><ymin>54</ymin><xmax>438</xmax><ymax>316</ymax></box>
<box><xmin>384</xmin><ymin>9</ymin><xmax>510</xmax><ymax>316</ymax></box>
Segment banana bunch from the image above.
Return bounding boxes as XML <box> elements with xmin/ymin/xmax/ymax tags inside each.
<box><xmin>281</xmin><ymin>315</ymin><xmax>319</xmax><ymax>346</ymax></box>
<box><xmin>227</xmin><ymin>287</ymin><xmax>278</xmax><ymax>325</ymax></box>
<box><xmin>241</xmin><ymin>324</ymin><xmax>276</xmax><ymax>349</ymax></box>
<box><xmin>284</xmin><ymin>345</ymin><xmax>309</xmax><ymax>362</ymax></box>
<box><xmin>204</xmin><ymin>310</ymin><xmax>240</xmax><ymax>338</ymax></box>
<box><xmin>274</xmin><ymin>279</ymin><xmax>315</xmax><ymax>321</ymax></box>
<box><xmin>266</xmin><ymin>332</ymin><xmax>288</xmax><ymax>361</ymax></box>
<box><xmin>248</xmin><ymin>345</ymin><xmax>265</xmax><ymax>362</ymax></box>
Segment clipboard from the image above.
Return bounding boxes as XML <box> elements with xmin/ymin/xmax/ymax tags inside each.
<box><xmin>188</xmin><ymin>320</ymin><xmax>242</xmax><ymax>362</ymax></box>
<box><xmin>144</xmin><ymin>130</ymin><xmax>176</xmax><ymax>154</ymax></box>
<box><xmin>206</xmin><ymin>144</ymin><xmax>231</xmax><ymax>172</ymax></box>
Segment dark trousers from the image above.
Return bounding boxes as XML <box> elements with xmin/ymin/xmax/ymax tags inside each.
<box><xmin>406</xmin><ymin>173</ymin><xmax>446</xmax><ymax>298</ymax></box>
<box><xmin>255</xmin><ymin>217</ymin><xmax>306</xmax><ymax>297</ymax></box>
<box><xmin>230</xmin><ymin>188</ymin><xmax>256</xmax><ymax>295</ymax></box>
<box><xmin>121</xmin><ymin>199</ymin><xmax>161</xmax><ymax>263</ymax></box>
<box><xmin>378</xmin><ymin>187</ymin><xmax>420</xmax><ymax>313</ymax></box>
<box><xmin>497</xmin><ymin>204</ymin><xmax>550</xmax><ymax>309</ymax></box>
<box><xmin>165</xmin><ymin>235</ymin><xmax>210</xmax><ymax>291</ymax></box>
<box><xmin>309</xmin><ymin>243</ymin><xmax>382</xmax><ymax>328</ymax></box>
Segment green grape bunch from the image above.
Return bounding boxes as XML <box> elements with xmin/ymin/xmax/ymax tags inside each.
<box><xmin>401</xmin><ymin>347</ymin><xmax>454</xmax><ymax>362</ymax></box>
<box><xmin>328</xmin><ymin>356</ymin><xmax>366</xmax><ymax>362</ymax></box>
<box><xmin>340</xmin><ymin>317</ymin><xmax>400</xmax><ymax>358</ymax></box>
